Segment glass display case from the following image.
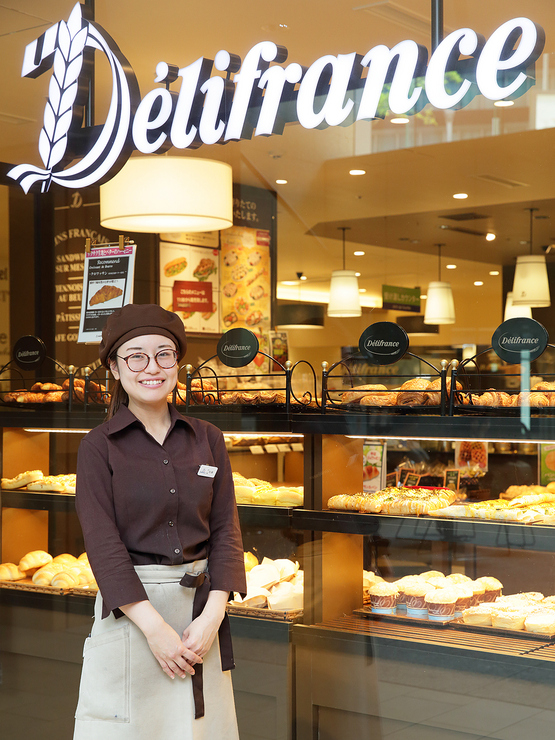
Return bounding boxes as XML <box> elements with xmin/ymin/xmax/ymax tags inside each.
<box><xmin>2</xmin><ymin>393</ymin><xmax>555</xmax><ymax>740</ymax></box>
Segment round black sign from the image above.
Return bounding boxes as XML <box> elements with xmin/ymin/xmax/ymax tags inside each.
<box><xmin>358</xmin><ymin>322</ymin><xmax>409</xmax><ymax>365</ymax></box>
<box><xmin>13</xmin><ymin>335</ymin><xmax>47</xmax><ymax>370</ymax></box>
<box><xmin>491</xmin><ymin>317</ymin><xmax>549</xmax><ymax>363</ymax></box>
<box><xmin>217</xmin><ymin>328</ymin><xmax>260</xmax><ymax>368</ymax></box>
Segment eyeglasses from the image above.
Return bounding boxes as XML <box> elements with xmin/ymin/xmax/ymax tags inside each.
<box><xmin>117</xmin><ymin>349</ymin><xmax>178</xmax><ymax>372</ymax></box>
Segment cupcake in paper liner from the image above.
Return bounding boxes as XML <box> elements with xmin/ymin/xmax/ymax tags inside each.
<box><xmin>419</xmin><ymin>570</ymin><xmax>445</xmax><ymax>583</ymax></box>
<box><xmin>368</xmin><ymin>581</ymin><xmax>399</xmax><ymax>614</ymax></box>
<box><xmin>445</xmin><ymin>573</ymin><xmax>474</xmax><ymax>587</ymax></box>
<box><xmin>475</xmin><ymin>576</ymin><xmax>503</xmax><ymax>602</ymax></box>
<box><xmin>469</xmin><ymin>579</ymin><xmax>486</xmax><ymax>606</ymax></box>
<box><xmin>425</xmin><ymin>587</ymin><xmax>458</xmax><ymax>621</ymax></box>
<box><xmin>404</xmin><ymin>580</ymin><xmax>436</xmax><ymax>619</ymax></box>
<box><xmin>453</xmin><ymin>585</ymin><xmax>473</xmax><ymax>618</ymax></box>
<box><xmin>394</xmin><ymin>575</ymin><xmax>423</xmax><ymax>614</ymax></box>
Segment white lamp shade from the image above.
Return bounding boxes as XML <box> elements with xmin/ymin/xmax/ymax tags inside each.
<box><xmin>511</xmin><ymin>255</ymin><xmax>551</xmax><ymax>307</ymax></box>
<box><xmin>100</xmin><ymin>156</ymin><xmax>233</xmax><ymax>233</ymax></box>
<box><xmin>504</xmin><ymin>291</ymin><xmax>532</xmax><ymax>320</ymax></box>
<box><xmin>327</xmin><ymin>270</ymin><xmax>361</xmax><ymax>317</ymax></box>
<box><xmin>423</xmin><ymin>281</ymin><xmax>455</xmax><ymax>324</ymax></box>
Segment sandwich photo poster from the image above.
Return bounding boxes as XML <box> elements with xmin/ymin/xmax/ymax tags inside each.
<box><xmin>220</xmin><ymin>226</ymin><xmax>271</xmax><ymax>335</ymax></box>
<box><xmin>159</xmin><ymin>242</ymin><xmax>220</xmax><ymax>334</ymax></box>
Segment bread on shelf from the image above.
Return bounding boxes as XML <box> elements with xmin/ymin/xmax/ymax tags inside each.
<box><xmin>0</xmin><ymin>562</ymin><xmax>26</xmax><ymax>581</ymax></box>
<box><xmin>19</xmin><ymin>550</ymin><xmax>53</xmax><ymax>574</ymax></box>
<box><xmin>1</xmin><ymin>470</ymin><xmax>44</xmax><ymax>490</ymax></box>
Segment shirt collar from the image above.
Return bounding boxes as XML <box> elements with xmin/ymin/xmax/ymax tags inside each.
<box><xmin>106</xmin><ymin>402</ymin><xmax>195</xmax><ymax>436</ymax></box>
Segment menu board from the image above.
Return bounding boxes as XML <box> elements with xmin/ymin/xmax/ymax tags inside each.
<box><xmin>220</xmin><ymin>226</ymin><xmax>271</xmax><ymax>334</ymax></box>
<box><xmin>159</xmin><ymin>242</ymin><xmax>220</xmax><ymax>334</ymax></box>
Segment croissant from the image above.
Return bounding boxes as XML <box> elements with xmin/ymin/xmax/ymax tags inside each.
<box><xmin>341</xmin><ymin>384</ymin><xmax>387</xmax><ymax>405</ymax></box>
<box><xmin>43</xmin><ymin>391</ymin><xmax>66</xmax><ymax>402</ymax></box>
<box><xmin>426</xmin><ymin>378</ymin><xmax>462</xmax><ymax>405</ymax></box>
<box><xmin>533</xmin><ymin>381</ymin><xmax>555</xmax><ymax>391</ymax></box>
<box><xmin>51</xmin><ymin>570</ymin><xmax>80</xmax><ymax>589</ymax></box>
<box><xmin>517</xmin><ymin>391</ymin><xmax>549</xmax><ymax>407</ymax></box>
<box><xmin>32</xmin><ymin>562</ymin><xmax>65</xmax><ymax>586</ymax></box>
<box><xmin>30</xmin><ymin>382</ymin><xmax>63</xmax><ymax>392</ymax></box>
<box><xmin>19</xmin><ymin>550</ymin><xmax>53</xmax><ymax>573</ymax></box>
<box><xmin>0</xmin><ymin>562</ymin><xmax>26</xmax><ymax>581</ymax></box>
<box><xmin>396</xmin><ymin>378</ymin><xmax>431</xmax><ymax>406</ymax></box>
<box><xmin>52</xmin><ymin>553</ymin><xmax>78</xmax><ymax>564</ymax></box>
<box><xmin>360</xmin><ymin>391</ymin><xmax>398</xmax><ymax>406</ymax></box>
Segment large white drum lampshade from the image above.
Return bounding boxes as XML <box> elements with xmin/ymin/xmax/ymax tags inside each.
<box><xmin>100</xmin><ymin>157</ymin><xmax>233</xmax><ymax>233</ymax></box>
<box><xmin>504</xmin><ymin>291</ymin><xmax>532</xmax><ymax>320</ymax></box>
<box><xmin>423</xmin><ymin>281</ymin><xmax>455</xmax><ymax>325</ymax></box>
<box><xmin>511</xmin><ymin>255</ymin><xmax>551</xmax><ymax>307</ymax></box>
<box><xmin>327</xmin><ymin>270</ymin><xmax>361</xmax><ymax>317</ymax></box>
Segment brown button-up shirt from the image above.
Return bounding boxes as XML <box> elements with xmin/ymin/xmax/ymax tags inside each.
<box><xmin>76</xmin><ymin>404</ymin><xmax>246</xmax><ymax>618</ymax></box>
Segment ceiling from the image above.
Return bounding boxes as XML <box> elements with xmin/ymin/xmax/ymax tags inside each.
<box><xmin>2</xmin><ymin>1</ymin><xmax>555</xmax><ymax>320</ymax></box>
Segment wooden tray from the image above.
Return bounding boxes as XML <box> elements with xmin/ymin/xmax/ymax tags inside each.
<box><xmin>0</xmin><ymin>578</ymin><xmax>71</xmax><ymax>595</ymax></box>
<box><xmin>71</xmin><ymin>586</ymin><xmax>98</xmax><ymax>597</ymax></box>
<box><xmin>226</xmin><ymin>604</ymin><xmax>303</xmax><ymax>622</ymax></box>
<box><xmin>353</xmin><ymin>606</ymin><xmax>454</xmax><ymax>627</ymax></box>
<box><xmin>450</xmin><ymin>617</ymin><xmax>555</xmax><ymax>641</ymax></box>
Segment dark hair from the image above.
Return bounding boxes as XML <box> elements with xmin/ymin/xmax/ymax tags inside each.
<box><xmin>106</xmin><ymin>352</ymin><xmax>129</xmax><ymax>420</ymax></box>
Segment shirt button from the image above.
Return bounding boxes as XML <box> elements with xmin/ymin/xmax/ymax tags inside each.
<box><xmin>174</xmin><ymin>548</ymin><xmax>181</xmax><ymax>554</ymax></box>
<box><xmin>163</xmin><ymin>459</ymin><xmax>169</xmax><ymax>465</ymax></box>
<box><xmin>170</xmin><ymin>488</ymin><xmax>176</xmax><ymax>494</ymax></box>
<box><xmin>168</xmin><ymin>521</ymin><xmax>174</xmax><ymax>527</ymax></box>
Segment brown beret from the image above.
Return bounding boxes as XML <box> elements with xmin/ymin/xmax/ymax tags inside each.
<box><xmin>99</xmin><ymin>304</ymin><xmax>187</xmax><ymax>367</ymax></box>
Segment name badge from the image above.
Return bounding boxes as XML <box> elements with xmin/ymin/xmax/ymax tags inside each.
<box><xmin>198</xmin><ymin>465</ymin><xmax>218</xmax><ymax>478</ymax></box>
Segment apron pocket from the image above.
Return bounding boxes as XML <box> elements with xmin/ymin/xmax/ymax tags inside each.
<box><xmin>75</xmin><ymin>623</ymin><xmax>130</xmax><ymax>723</ymax></box>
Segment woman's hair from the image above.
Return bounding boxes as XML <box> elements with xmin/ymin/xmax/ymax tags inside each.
<box><xmin>106</xmin><ymin>352</ymin><xmax>128</xmax><ymax>420</ymax></box>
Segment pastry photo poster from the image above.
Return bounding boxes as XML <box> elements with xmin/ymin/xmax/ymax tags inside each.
<box><xmin>159</xmin><ymin>239</ymin><xmax>220</xmax><ymax>334</ymax></box>
<box><xmin>363</xmin><ymin>441</ymin><xmax>386</xmax><ymax>493</ymax></box>
<box><xmin>540</xmin><ymin>444</ymin><xmax>555</xmax><ymax>485</ymax></box>
<box><xmin>78</xmin><ymin>243</ymin><xmax>136</xmax><ymax>343</ymax></box>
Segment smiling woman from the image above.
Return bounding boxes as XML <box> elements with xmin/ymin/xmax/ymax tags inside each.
<box><xmin>73</xmin><ymin>303</ymin><xmax>246</xmax><ymax>740</ymax></box>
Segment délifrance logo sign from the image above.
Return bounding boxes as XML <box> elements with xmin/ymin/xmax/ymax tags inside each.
<box><xmin>9</xmin><ymin>3</ymin><xmax>545</xmax><ymax>193</ymax></box>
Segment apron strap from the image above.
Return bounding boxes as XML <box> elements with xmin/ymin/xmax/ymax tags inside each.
<box><xmin>180</xmin><ymin>570</ymin><xmax>235</xmax><ymax>719</ymax></box>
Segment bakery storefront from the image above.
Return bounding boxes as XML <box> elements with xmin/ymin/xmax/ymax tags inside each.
<box><xmin>3</xmin><ymin>2</ymin><xmax>555</xmax><ymax>738</ymax></box>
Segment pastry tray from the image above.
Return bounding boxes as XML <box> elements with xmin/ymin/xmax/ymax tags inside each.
<box><xmin>353</xmin><ymin>607</ymin><xmax>454</xmax><ymax>627</ymax></box>
<box><xmin>226</xmin><ymin>604</ymin><xmax>303</xmax><ymax>622</ymax></box>
<box><xmin>450</xmin><ymin>617</ymin><xmax>555</xmax><ymax>641</ymax></box>
<box><xmin>0</xmin><ymin>578</ymin><xmax>72</xmax><ymax>595</ymax></box>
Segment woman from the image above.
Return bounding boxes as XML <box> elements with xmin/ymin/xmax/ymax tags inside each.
<box><xmin>74</xmin><ymin>303</ymin><xmax>246</xmax><ymax>739</ymax></box>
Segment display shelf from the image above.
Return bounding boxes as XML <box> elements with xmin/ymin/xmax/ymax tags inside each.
<box><xmin>292</xmin><ymin>616</ymin><xmax>555</xmax><ymax>664</ymax></box>
<box><xmin>2</xmin><ymin>403</ymin><xmax>554</xmax><ymax>444</ymax></box>
<box><xmin>237</xmin><ymin>504</ymin><xmax>294</xmax><ymax>528</ymax></box>
<box><xmin>4</xmin><ymin>488</ymin><xmax>555</xmax><ymax>551</ymax></box>
<box><xmin>292</xmin><ymin>509</ymin><xmax>555</xmax><ymax>552</ymax></box>
<box><xmin>291</xmin><ymin>411</ymin><xmax>555</xmax><ymax>441</ymax></box>
<box><xmin>0</xmin><ymin>585</ymin><xmax>95</xmax><ymax>615</ymax></box>
<box><xmin>1</xmin><ymin>490</ymin><xmax>76</xmax><ymax>512</ymax></box>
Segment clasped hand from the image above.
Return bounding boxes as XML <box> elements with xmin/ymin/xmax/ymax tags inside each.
<box><xmin>146</xmin><ymin>620</ymin><xmax>202</xmax><ymax>680</ymax></box>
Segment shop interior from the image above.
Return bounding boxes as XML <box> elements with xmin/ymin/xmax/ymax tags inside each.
<box><xmin>2</xmin><ymin>2</ymin><xmax>555</xmax><ymax>740</ymax></box>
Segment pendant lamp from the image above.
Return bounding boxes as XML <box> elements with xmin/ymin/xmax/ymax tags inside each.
<box><xmin>327</xmin><ymin>227</ymin><xmax>361</xmax><ymax>317</ymax></box>
<box><xmin>512</xmin><ymin>208</ymin><xmax>551</xmax><ymax>307</ymax></box>
<box><xmin>423</xmin><ymin>244</ymin><xmax>456</xmax><ymax>325</ymax></box>
<box><xmin>100</xmin><ymin>156</ymin><xmax>233</xmax><ymax>233</ymax></box>
<box><xmin>504</xmin><ymin>291</ymin><xmax>532</xmax><ymax>320</ymax></box>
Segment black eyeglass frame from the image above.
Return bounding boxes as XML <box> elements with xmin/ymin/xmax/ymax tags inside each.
<box><xmin>116</xmin><ymin>349</ymin><xmax>179</xmax><ymax>372</ymax></box>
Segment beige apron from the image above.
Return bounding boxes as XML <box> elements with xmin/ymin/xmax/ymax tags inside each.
<box><xmin>73</xmin><ymin>562</ymin><xmax>239</xmax><ymax>740</ymax></box>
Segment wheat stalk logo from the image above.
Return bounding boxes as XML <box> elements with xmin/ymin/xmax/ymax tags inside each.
<box><xmin>38</xmin><ymin>7</ymin><xmax>88</xmax><ymax>180</ymax></box>
<box><xmin>8</xmin><ymin>2</ymin><xmax>137</xmax><ymax>194</ymax></box>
